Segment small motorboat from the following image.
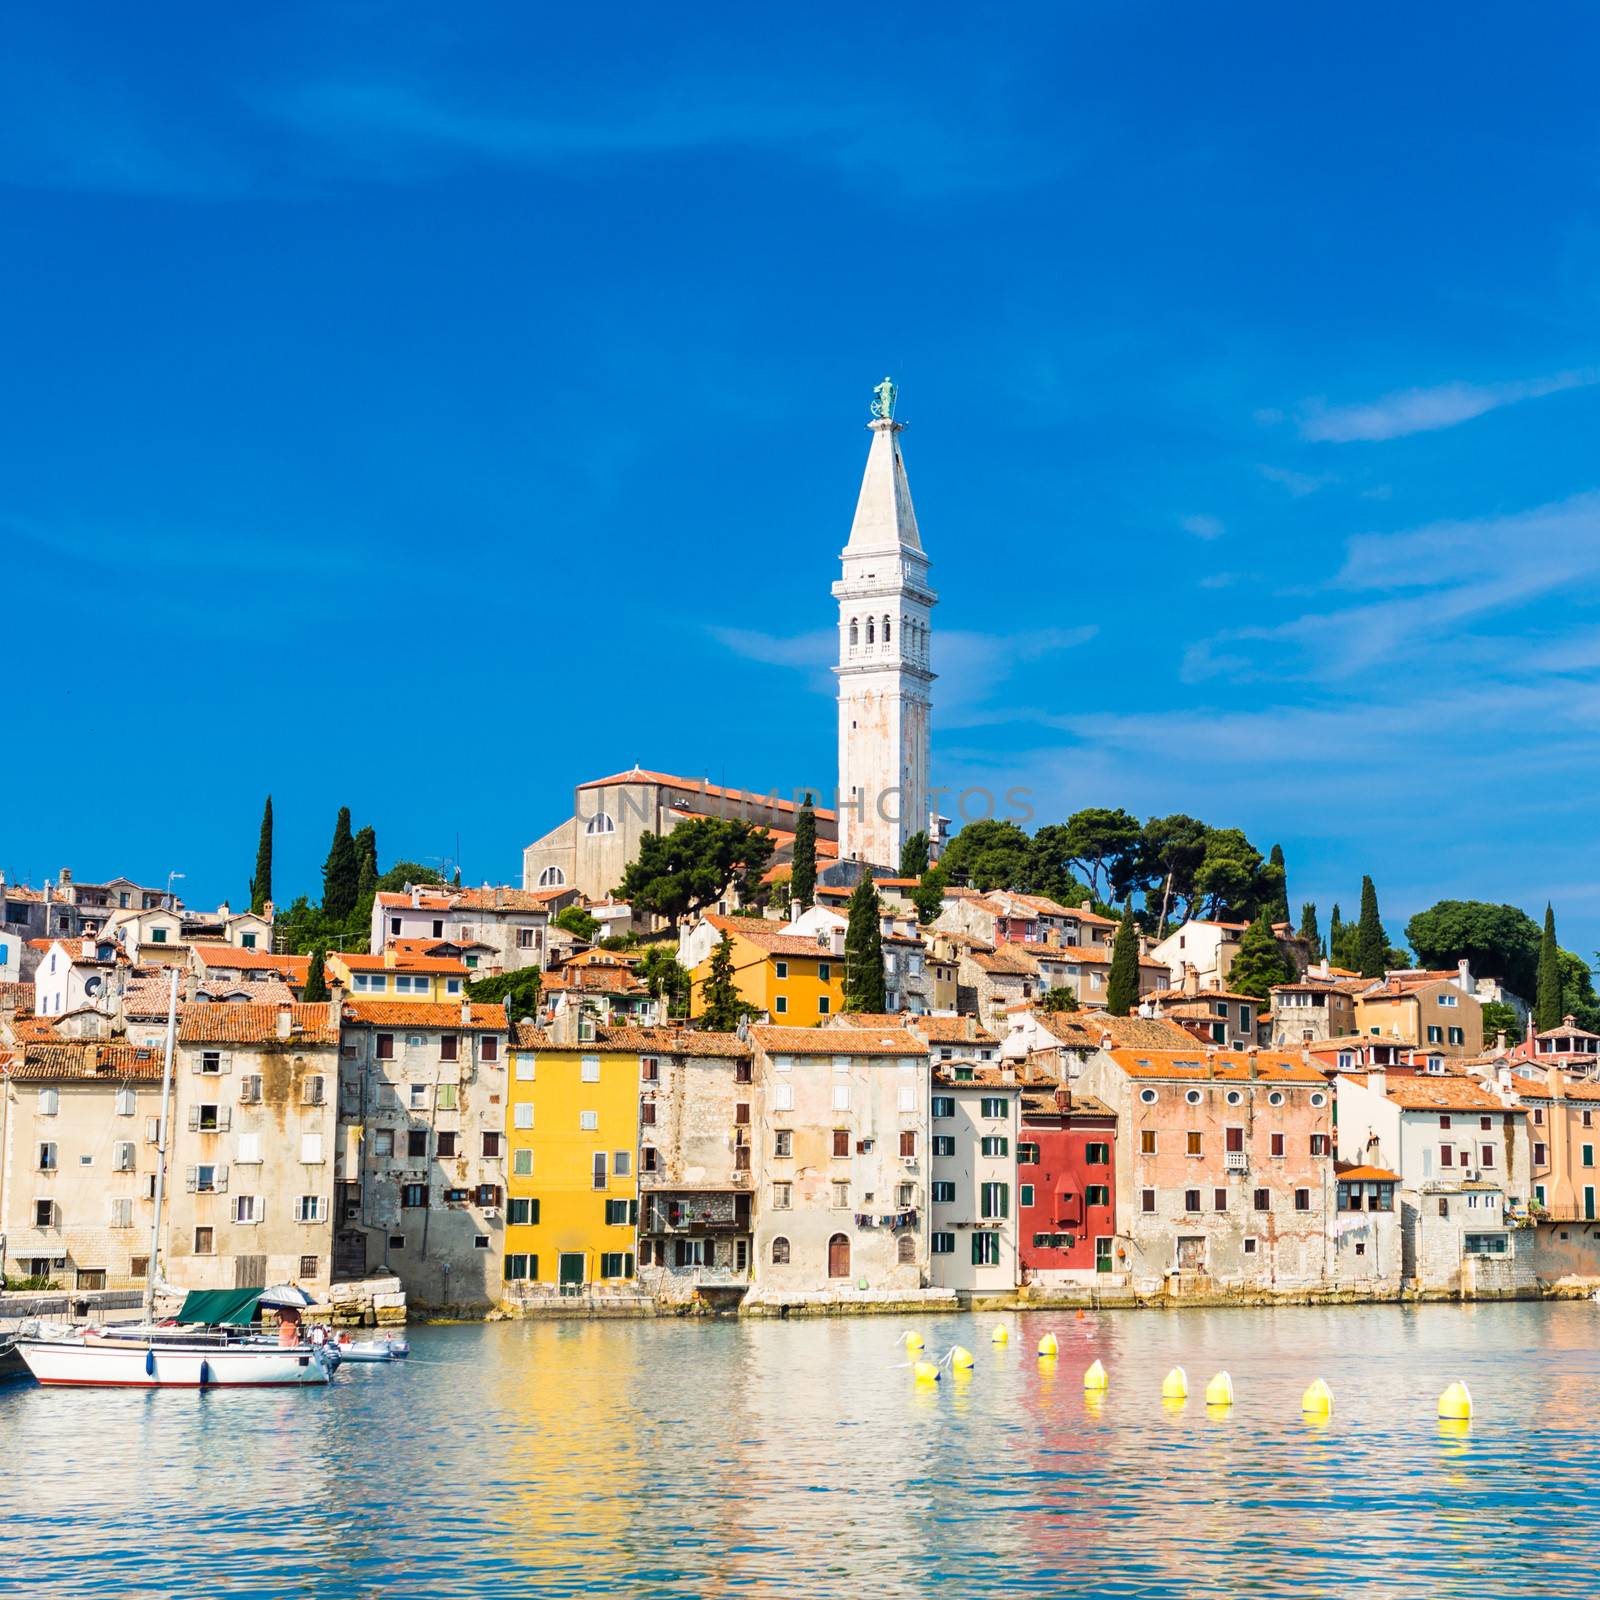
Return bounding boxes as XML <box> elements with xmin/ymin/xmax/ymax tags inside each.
<box><xmin>332</xmin><ymin>1336</ymin><xmax>410</xmax><ymax>1363</ymax></box>
<box><xmin>0</xmin><ymin>1335</ymin><xmax>32</xmax><ymax>1385</ymax></box>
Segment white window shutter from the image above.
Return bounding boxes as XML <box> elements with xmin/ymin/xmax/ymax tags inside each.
<box><xmin>185</xmin><ymin>1166</ymin><xmax>197</xmax><ymax>1192</ymax></box>
<box><xmin>218</xmin><ymin>1106</ymin><xmax>232</xmax><ymax>1132</ymax></box>
<box><xmin>220</xmin><ymin>1052</ymin><xmax>231</xmax><ymax>1074</ymax></box>
<box><xmin>216</xmin><ymin>1165</ymin><xmax>229</xmax><ymax>1193</ymax></box>
<box><xmin>191</xmin><ymin>1053</ymin><xmax>203</xmax><ymax>1073</ymax></box>
<box><xmin>188</xmin><ymin>1106</ymin><xmax>200</xmax><ymax>1130</ymax></box>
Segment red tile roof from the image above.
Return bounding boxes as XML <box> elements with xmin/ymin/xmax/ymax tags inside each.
<box><xmin>703</xmin><ymin>915</ymin><xmax>840</xmax><ymax>961</ymax></box>
<box><xmin>178</xmin><ymin>1003</ymin><xmax>341</xmax><ymax>1046</ymax></box>
<box><xmin>190</xmin><ymin>945</ymin><xmax>312</xmax><ymax>981</ymax></box>
<box><xmin>578</xmin><ymin>769</ymin><xmax>837</xmax><ymax>821</ymax></box>
<box><xmin>7</xmin><ymin>1040</ymin><xmax>166</xmax><ymax>1081</ymax></box>
<box><xmin>752</xmin><ymin>1025</ymin><xmax>924</xmax><ymax>1056</ymax></box>
<box><xmin>332</xmin><ymin>951</ymin><xmax>468</xmax><ymax>976</ymax></box>
<box><xmin>1382</xmin><ymin>1077</ymin><xmax>1514</xmax><ymax>1111</ymax></box>
<box><xmin>1105</xmin><ymin>1047</ymin><xmax>1325</xmax><ymax>1084</ymax></box>
<box><xmin>341</xmin><ymin>1000</ymin><xmax>507</xmax><ymax>1032</ymax></box>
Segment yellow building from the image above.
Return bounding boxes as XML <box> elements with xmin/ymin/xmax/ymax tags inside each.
<box><xmin>1354</xmin><ymin>971</ymin><xmax>1484</xmax><ymax>1059</ymax></box>
<box><xmin>689</xmin><ymin>915</ymin><xmax>844</xmax><ymax>1027</ymax></box>
<box><xmin>328</xmin><ymin>947</ymin><xmax>468</xmax><ymax>1004</ymax></box>
<box><xmin>503</xmin><ymin>1023</ymin><xmax>641</xmax><ymax>1293</ymax></box>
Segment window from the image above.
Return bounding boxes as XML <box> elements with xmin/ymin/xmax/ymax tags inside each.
<box><xmin>1020</xmin><ymin>1183</ymin><xmax>1035</xmax><ymax>1207</ymax></box>
<box><xmin>200</xmin><ymin>1050</ymin><xmax>223</xmax><ymax>1076</ymax></box>
<box><xmin>1185</xmin><ymin>1089</ymin><xmax>1203</xmax><ymax>1106</ymax></box>
<box><xmin>584</xmin><ymin>811</ymin><xmax>616</xmax><ymax>835</ymax></box>
<box><xmin>301</xmin><ymin>1133</ymin><xmax>325</xmax><ymax>1165</ymax></box>
<box><xmin>1084</xmin><ymin>1142</ymin><xmax>1109</xmax><ymax>1164</ymax></box>
<box><xmin>614</xmin><ymin>1151</ymin><xmax>631</xmax><ymax>1178</ymax></box>
<box><xmin>294</xmin><ymin>1195</ymin><xmax>327</xmax><ymax>1223</ymax></box>
<box><xmin>591</xmin><ymin>1152</ymin><xmax>608</xmax><ymax>1190</ymax></box>
<box><xmin>1268</xmin><ymin>1091</ymin><xmax>1284</xmax><ymax>1107</ymax></box>
<box><xmin>1243</xmin><ymin>1237</ymin><xmax>1258</xmax><ymax>1256</ymax></box>
<box><xmin>931</xmin><ymin>1181</ymin><xmax>956</xmax><ymax>1202</ymax></box>
<box><xmin>1186</xmin><ymin>1131</ymin><xmax>1202</xmax><ymax>1157</ymax></box>
<box><xmin>238</xmin><ymin>1074</ymin><xmax>262</xmax><ymax>1105</ymax></box>
<box><xmin>37</xmin><ymin>1141</ymin><xmax>57</xmax><ymax>1172</ymax></box>
<box><xmin>1212</xmin><ymin>1188</ymin><xmax>1227</xmax><ymax>1212</ymax></box>
<box><xmin>774</xmin><ymin>960</ymin><xmax>788</xmax><ymax>980</ymax></box>
<box><xmin>931</xmin><ymin>1232</ymin><xmax>955</xmax><ymax>1254</ymax></box>
<box><xmin>38</xmin><ymin>1088</ymin><xmax>59</xmax><ymax>1117</ymax></box>
<box><xmin>599</xmin><ymin>1252</ymin><xmax>634</xmax><ymax>1278</ymax></box>
<box><xmin>641</xmin><ymin>1146</ymin><xmax>658</xmax><ymax>1173</ymax></box>
<box><xmin>1464</xmin><ymin>1233</ymin><xmax>1509</xmax><ymax>1256</ymax></box>
<box><xmin>818</xmin><ymin>963</ymin><xmax>831</xmax><ymax>982</ymax></box>
<box><xmin>1270</xmin><ymin>1132</ymin><xmax>1285</xmax><ymax>1158</ymax></box>
<box><xmin>980</xmin><ymin>1097</ymin><xmax>1007</xmax><ymax>1119</ymax></box>
<box><xmin>516</xmin><ymin>1057</ymin><xmax>535</xmax><ymax>1081</ymax></box>
<box><xmin>507</xmin><ymin>1198</ymin><xmax>538</xmax><ymax>1225</ymax></box>
<box><xmin>439</xmin><ymin>1034</ymin><xmax>460</xmax><ymax>1063</ymax></box>
<box><xmin>538</xmin><ymin>866</ymin><xmax>565</xmax><ymax>887</ymax></box>
<box><xmin>401</xmin><ymin>1183</ymin><xmax>428</xmax><ymax>1208</ymax></box>
<box><xmin>481</xmin><ymin>1036</ymin><xmax>499</xmax><ymax>1063</ymax></box>
<box><xmin>972</xmin><ymin>1232</ymin><xmax>1000</xmax><ymax>1267</ymax></box>
<box><xmin>773</xmin><ymin>1083</ymin><xmax>795</xmax><ymax>1111</ymax></box>
<box><xmin>1534</xmin><ymin>1142</ymin><xmax>1548</xmax><ymax>1166</ymax></box>
<box><xmin>513</xmin><ymin>1104</ymin><xmax>534</xmax><ymax>1131</ymax></box>
<box><xmin>605</xmin><ymin>1198</ymin><xmax>635</xmax><ymax>1226</ymax></box>
<box><xmin>194</xmin><ymin>1227</ymin><xmax>214</xmax><ymax>1254</ymax></box>
<box><xmin>376</xmin><ymin>1034</ymin><xmax>395</xmax><ymax>1061</ymax></box>
<box><xmin>1140</xmin><ymin>1089</ymin><xmax>1157</xmax><ymax>1104</ymax></box>
<box><xmin>1310</xmin><ymin>1134</ymin><xmax>1330</xmax><ymax>1156</ymax></box>
<box><xmin>109</xmin><ymin>1197</ymin><xmax>133</xmax><ymax>1228</ymax></box>
<box><xmin>899</xmin><ymin>1130</ymin><xmax>917</xmax><ymax>1159</ymax></box>
<box><xmin>1018</xmin><ymin>1141</ymin><xmax>1040</xmax><ymax>1164</ymax></box>
<box><xmin>512</xmin><ymin>1149</ymin><xmax>532</xmax><ymax>1175</ymax></box>
<box><xmin>1294</xmin><ymin>1188</ymin><xmax>1311</xmax><ymax>1211</ymax></box>
<box><xmin>504</xmin><ymin>1253</ymin><xmax>532</xmax><ymax>1281</ymax></box>
<box><xmin>151</xmin><ymin>927</ymin><xmax>168</xmax><ymax>944</ymax></box>
<box><xmin>1253</xmin><ymin>1188</ymin><xmax>1270</xmax><ymax>1211</ymax></box>
<box><xmin>407</xmin><ymin>1084</ymin><xmax>429</xmax><ymax>1112</ymax></box>
<box><xmin>933</xmin><ymin>1135</ymin><xmax>955</xmax><ymax>1157</ymax></box>
<box><xmin>1448</xmin><ymin>1026</ymin><xmax>1464</xmax><ymax>1046</ymax></box>
<box><xmin>1140</xmin><ymin>1188</ymin><xmax>1156</xmax><ymax>1214</ymax></box>
<box><xmin>113</xmin><ymin>1141</ymin><xmax>135</xmax><ymax>1172</ymax></box>
<box><xmin>932</xmin><ymin>1096</ymin><xmax>955</xmax><ymax>1119</ymax></box>
<box><xmin>404</xmin><ymin>1130</ymin><xmax>427</xmax><ymax>1159</ymax></box>
<box><xmin>979</xmin><ymin>1181</ymin><xmax>1009</xmax><ymax>1219</ymax></box>
<box><xmin>773</xmin><ymin>996</ymin><xmax>788</xmax><ymax>1016</ymax></box>
<box><xmin>1586</xmin><ymin>1145</ymin><xmax>1597</xmax><ymax>1170</ymax></box>
<box><xmin>232</xmin><ymin>1194</ymin><xmax>259</xmax><ymax>1224</ymax></box>
<box><xmin>1140</xmin><ymin>1130</ymin><xmax>1157</xmax><ymax>1156</ymax></box>
<box><xmin>771</xmin><ymin>1183</ymin><xmax>792</xmax><ymax>1210</ymax></box>
<box><xmin>832</xmin><ymin>1181</ymin><xmax>850</xmax><ymax>1208</ymax></box>
<box><xmin>980</xmin><ymin>1136</ymin><xmax>1009</xmax><ymax>1158</ymax></box>
<box><xmin>774</xmin><ymin>1129</ymin><xmax>793</xmax><ymax>1158</ymax></box>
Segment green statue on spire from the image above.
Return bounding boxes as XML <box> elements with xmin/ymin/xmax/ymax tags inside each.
<box><xmin>870</xmin><ymin>375</ymin><xmax>897</xmax><ymax>421</ymax></box>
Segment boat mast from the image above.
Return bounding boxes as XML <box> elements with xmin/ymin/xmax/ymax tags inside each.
<box><xmin>143</xmin><ymin>969</ymin><xmax>180</xmax><ymax>1323</ymax></box>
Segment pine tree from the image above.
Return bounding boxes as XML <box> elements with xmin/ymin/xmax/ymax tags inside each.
<box><xmin>303</xmin><ymin>948</ymin><xmax>330</xmax><ymax>1003</ymax></box>
<box><xmin>1355</xmin><ymin>876</ymin><xmax>1386</xmax><ymax>979</ymax></box>
<box><xmin>1267</xmin><ymin>843</ymin><xmax>1289</xmax><ymax>924</ymax></box>
<box><xmin>791</xmin><ymin>796</ymin><xmax>817</xmax><ymax>912</ymax></box>
<box><xmin>1536</xmin><ymin>903</ymin><xmax>1563</xmax><ymax>1031</ymax></box>
<box><xmin>843</xmin><ymin>876</ymin><xmax>887</xmax><ymax>1013</ymax></box>
<box><xmin>250</xmin><ymin>796</ymin><xmax>273</xmax><ymax>915</ymax></box>
<box><xmin>1298</xmin><ymin>902</ymin><xmax>1321</xmax><ymax>958</ymax></box>
<box><xmin>1229</xmin><ymin>910</ymin><xmax>1293</xmax><ymax>1000</ymax></box>
<box><xmin>699</xmin><ymin>935</ymin><xmax>746</xmax><ymax>1031</ymax></box>
<box><xmin>321</xmin><ymin>807</ymin><xmax>360</xmax><ymax>923</ymax></box>
<box><xmin>899</xmin><ymin>830</ymin><xmax>930</xmax><ymax>879</ymax></box>
<box><xmin>1104</xmin><ymin>907</ymin><xmax>1140</xmax><ymax>1016</ymax></box>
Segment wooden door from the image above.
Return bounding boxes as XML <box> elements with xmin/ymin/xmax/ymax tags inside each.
<box><xmin>827</xmin><ymin>1233</ymin><xmax>850</xmax><ymax>1279</ymax></box>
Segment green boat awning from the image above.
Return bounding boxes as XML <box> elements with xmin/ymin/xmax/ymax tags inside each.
<box><xmin>176</xmin><ymin>1287</ymin><xmax>264</xmax><ymax>1326</ymax></box>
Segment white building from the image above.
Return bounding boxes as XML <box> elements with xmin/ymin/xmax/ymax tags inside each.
<box><xmin>927</xmin><ymin>1062</ymin><xmax>1020</xmax><ymax>1294</ymax></box>
<box><xmin>833</xmin><ymin>380</ymin><xmax>938</xmax><ymax>869</ymax></box>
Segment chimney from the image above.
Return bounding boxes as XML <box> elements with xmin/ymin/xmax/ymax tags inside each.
<box><xmin>1247</xmin><ymin>1047</ymin><xmax>1260</xmax><ymax>1079</ymax></box>
<box><xmin>59</xmin><ymin>868</ymin><xmax>72</xmax><ymax>886</ymax></box>
<box><xmin>1369</xmin><ymin>1067</ymin><xmax>1386</xmax><ymax>1098</ymax></box>
<box><xmin>276</xmin><ymin>1004</ymin><xmax>293</xmax><ymax>1041</ymax></box>
<box><xmin>1182</xmin><ymin>964</ymin><xmax>1200</xmax><ymax>997</ymax></box>
<box><xmin>182</xmin><ymin>968</ymin><xmax>197</xmax><ymax>1004</ymax></box>
<box><xmin>328</xmin><ymin>979</ymin><xmax>345</xmax><ymax>1013</ymax></box>
<box><xmin>411</xmin><ymin>885</ymin><xmax>423</xmax><ymax>907</ymax></box>
<box><xmin>461</xmin><ymin>998</ymin><xmax>472</xmax><ymax>1026</ymax></box>
<box><xmin>1456</xmin><ymin>958</ymin><xmax>1472</xmax><ymax>994</ymax></box>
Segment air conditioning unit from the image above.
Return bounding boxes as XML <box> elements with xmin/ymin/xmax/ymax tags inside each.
<box><xmin>482</xmin><ymin>1207</ymin><xmax>500</xmax><ymax>1218</ymax></box>
<box><xmin>904</xmin><ymin>1158</ymin><xmax>919</xmax><ymax>1171</ymax></box>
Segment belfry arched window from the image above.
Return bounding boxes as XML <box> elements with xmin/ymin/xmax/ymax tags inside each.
<box><xmin>883</xmin><ymin>615</ymin><xmax>891</xmax><ymax>644</ymax></box>
<box><xmin>538</xmin><ymin>866</ymin><xmax>566</xmax><ymax>887</ymax></box>
<box><xmin>848</xmin><ymin>617</ymin><xmax>858</xmax><ymax>648</ymax></box>
<box><xmin>866</xmin><ymin>618</ymin><xmax>875</xmax><ymax>645</ymax></box>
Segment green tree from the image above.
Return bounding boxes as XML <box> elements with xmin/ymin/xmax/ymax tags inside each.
<box><xmin>698</xmin><ymin>934</ymin><xmax>750</xmax><ymax>1031</ymax></box>
<box><xmin>1104</xmin><ymin>909</ymin><xmax>1140</xmax><ymax>1016</ymax></box>
<box><xmin>249</xmin><ymin>796</ymin><xmax>273</xmax><ymax>915</ymax></box>
<box><xmin>1557</xmin><ymin>949</ymin><xmax>1600</xmax><ymax>1033</ymax></box>
<box><xmin>1056</xmin><ymin>808</ymin><xmax>1143</xmax><ymax>905</ymax></box>
<box><xmin>898</xmin><ymin>829</ymin><xmax>930</xmax><ymax>879</ymax></box>
<box><xmin>938</xmin><ymin>819</ymin><xmax>1034</xmax><ymax>892</ymax></box>
<box><xmin>1405</xmin><ymin>900</ymin><xmax>1542</xmax><ymax>1004</ymax></box>
<box><xmin>1355</xmin><ymin>876</ymin><xmax>1387</xmax><ymax>979</ymax></box>
<box><xmin>467</xmin><ymin>966</ymin><xmax>542</xmax><ymax>1020</ymax></box>
<box><xmin>843</xmin><ymin>877</ymin><xmax>887</xmax><ymax>1013</ymax></box>
<box><xmin>1536</xmin><ymin>904</ymin><xmax>1563</xmax><ymax>1030</ymax></box>
<box><xmin>1039</xmin><ymin>985</ymin><xmax>1078</xmax><ymax>1013</ymax></box>
<box><xmin>1135</xmin><ymin>814</ymin><xmax>1211</xmax><ymax>930</ymax></box>
<box><xmin>637</xmin><ymin>945</ymin><xmax>691</xmax><ymax>1018</ymax></box>
<box><xmin>351</xmin><ymin>824</ymin><xmax>379</xmax><ymax>938</ymax></box>
<box><xmin>791</xmin><ymin>797</ymin><xmax>817</xmax><ymax>912</ymax></box>
<box><xmin>1479</xmin><ymin>1000</ymin><xmax>1521</xmax><ymax>1048</ymax></box>
<box><xmin>302</xmin><ymin>948</ymin><xmax>330</xmax><ymax>1003</ymax></box>
<box><xmin>1193</xmin><ymin>829</ymin><xmax>1279</xmax><ymax>923</ymax></box>
<box><xmin>616</xmin><ymin>817</ymin><xmax>776</xmax><ymax>924</ymax></box>
<box><xmin>555</xmin><ymin>905</ymin><xmax>600</xmax><ymax>941</ymax></box>
<box><xmin>321</xmin><ymin>807</ymin><xmax>361</xmax><ymax>924</ymax></box>
<box><xmin>1228</xmin><ymin>911</ymin><xmax>1293</xmax><ymax>1000</ymax></box>
<box><xmin>375</xmin><ymin>862</ymin><xmax>446</xmax><ymax>896</ymax></box>
<box><xmin>1267</xmin><ymin>844</ymin><xmax>1289</xmax><ymax>924</ymax></box>
<box><xmin>1299</xmin><ymin>902</ymin><xmax>1322</xmax><ymax>958</ymax></box>
<box><xmin>911</xmin><ymin>862</ymin><xmax>948</xmax><ymax>925</ymax></box>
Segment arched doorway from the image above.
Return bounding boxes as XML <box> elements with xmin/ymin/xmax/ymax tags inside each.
<box><xmin>827</xmin><ymin>1233</ymin><xmax>850</xmax><ymax>1278</ymax></box>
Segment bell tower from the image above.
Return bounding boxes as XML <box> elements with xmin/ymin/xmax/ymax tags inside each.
<box><xmin>833</xmin><ymin>378</ymin><xmax>937</xmax><ymax>867</ymax></box>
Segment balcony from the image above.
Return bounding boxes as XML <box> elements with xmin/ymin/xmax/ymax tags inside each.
<box><xmin>1224</xmin><ymin>1151</ymin><xmax>1248</xmax><ymax>1173</ymax></box>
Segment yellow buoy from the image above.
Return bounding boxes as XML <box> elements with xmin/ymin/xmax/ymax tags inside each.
<box><xmin>912</xmin><ymin>1359</ymin><xmax>941</xmax><ymax>1384</ymax></box>
<box><xmin>902</xmin><ymin>1331</ymin><xmax>925</xmax><ymax>1353</ymax></box>
<box><xmin>950</xmin><ymin>1345</ymin><xmax>975</xmax><ymax>1372</ymax></box>
<box><xmin>1037</xmin><ymin>1332</ymin><xmax>1059</xmax><ymax>1357</ymax></box>
<box><xmin>1083</xmin><ymin>1358</ymin><xmax>1108</xmax><ymax>1391</ymax></box>
<box><xmin>1301</xmin><ymin>1377</ymin><xmax>1333</xmax><ymax>1416</ymax></box>
<box><xmin>1161</xmin><ymin>1366</ymin><xmax>1188</xmax><ymax>1401</ymax></box>
<box><xmin>1438</xmin><ymin>1381</ymin><xmax>1473</xmax><ymax>1421</ymax></box>
<box><xmin>991</xmin><ymin>1324</ymin><xmax>1009</xmax><ymax>1345</ymax></box>
<box><xmin>1204</xmin><ymin>1371</ymin><xmax>1234</xmax><ymax>1407</ymax></box>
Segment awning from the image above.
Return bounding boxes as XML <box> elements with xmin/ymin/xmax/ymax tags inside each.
<box><xmin>175</xmin><ymin>1287</ymin><xmax>264</xmax><ymax>1325</ymax></box>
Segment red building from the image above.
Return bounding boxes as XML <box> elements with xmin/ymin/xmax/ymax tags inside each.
<box><xmin>1018</xmin><ymin>1085</ymin><xmax>1117</xmax><ymax>1280</ymax></box>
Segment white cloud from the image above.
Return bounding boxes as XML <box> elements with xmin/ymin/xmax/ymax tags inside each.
<box><xmin>1298</xmin><ymin>369</ymin><xmax>1598</xmax><ymax>444</ymax></box>
<box><xmin>1180</xmin><ymin>513</ymin><xmax>1224</xmax><ymax>540</ymax></box>
<box><xmin>1258</xmin><ymin>463</ymin><xmax>1336</xmax><ymax>498</ymax></box>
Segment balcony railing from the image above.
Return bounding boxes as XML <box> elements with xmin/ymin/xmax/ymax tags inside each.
<box><xmin>1224</xmin><ymin>1151</ymin><xmax>1248</xmax><ymax>1172</ymax></box>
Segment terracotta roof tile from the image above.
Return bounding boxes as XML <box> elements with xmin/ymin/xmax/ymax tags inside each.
<box><xmin>1381</xmin><ymin>1077</ymin><xmax>1515</xmax><ymax>1111</ymax></box>
<box><xmin>8</xmin><ymin>1040</ymin><xmax>166</xmax><ymax>1081</ymax></box>
<box><xmin>178</xmin><ymin>1002</ymin><xmax>341</xmax><ymax>1046</ymax></box>
<box><xmin>341</xmin><ymin>999</ymin><xmax>507</xmax><ymax>1032</ymax></box>
<box><xmin>1105</xmin><ymin>1047</ymin><xmax>1325</xmax><ymax>1084</ymax></box>
<box><xmin>190</xmin><ymin>945</ymin><xmax>312</xmax><ymax>981</ymax></box>
<box><xmin>1336</xmin><ymin>1163</ymin><xmax>1400</xmax><ymax>1182</ymax></box>
<box><xmin>332</xmin><ymin>951</ymin><xmax>469</xmax><ymax>976</ymax></box>
<box><xmin>752</xmin><ymin>1025</ymin><xmax>925</xmax><ymax>1057</ymax></box>
<box><xmin>704</xmin><ymin>915</ymin><xmax>840</xmax><ymax>960</ymax></box>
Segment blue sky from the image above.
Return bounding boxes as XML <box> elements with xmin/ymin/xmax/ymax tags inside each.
<box><xmin>6</xmin><ymin>3</ymin><xmax>1600</xmax><ymax>955</ymax></box>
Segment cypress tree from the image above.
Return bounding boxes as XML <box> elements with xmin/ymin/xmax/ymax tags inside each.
<box><xmin>1229</xmin><ymin>910</ymin><xmax>1293</xmax><ymax>1000</ymax></box>
<box><xmin>699</xmin><ymin>935</ymin><xmax>745</xmax><ymax>1031</ymax></box>
<box><xmin>1355</xmin><ymin>876</ymin><xmax>1386</xmax><ymax>979</ymax></box>
<box><xmin>899</xmin><ymin>830</ymin><xmax>930</xmax><ymax>879</ymax></box>
<box><xmin>321</xmin><ymin>807</ymin><xmax>360</xmax><ymax>923</ymax></box>
<box><xmin>1104</xmin><ymin>907</ymin><xmax>1140</xmax><ymax>1016</ymax></box>
<box><xmin>352</xmin><ymin>824</ymin><xmax>378</xmax><ymax>938</ymax></box>
<box><xmin>303</xmin><ymin>947</ymin><xmax>330</xmax><ymax>1003</ymax></box>
<box><xmin>843</xmin><ymin>876</ymin><xmax>887</xmax><ymax>1013</ymax></box>
<box><xmin>1267</xmin><ymin>843</ymin><xmax>1289</xmax><ymax>924</ymax></box>
<box><xmin>1536</xmin><ymin>903</ymin><xmax>1563</xmax><ymax>1031</ymax></box>
<box><xmin>791</xmin><ymin>796</ymin><xmax>817</xmax><ymax>912</ymax></box>
<box><xmin>250</xmin><ymin>795</ymin><xmax>273</xmax><ymax>915</ymax></box>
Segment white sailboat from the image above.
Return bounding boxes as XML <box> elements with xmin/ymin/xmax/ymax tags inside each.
<box><xmin>16</xmin><ymin>973</ymin><xmax>330</xmax><ymax>1390</ymax></box>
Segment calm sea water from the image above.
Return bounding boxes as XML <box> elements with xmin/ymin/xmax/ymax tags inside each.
<box><xmin>4</xmin><ymin>1301</ymin><xmax>1598</xmax><ymax>1598</ymax></box>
